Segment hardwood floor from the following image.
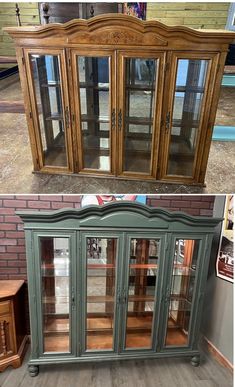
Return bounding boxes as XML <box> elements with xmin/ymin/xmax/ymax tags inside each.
<box><xmin>0</xmin><ymin>345</ymin><xmax>232</xmax><ymax>387</ymax></box>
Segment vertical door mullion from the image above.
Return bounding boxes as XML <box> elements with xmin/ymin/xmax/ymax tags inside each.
<box><xmin>117</xmin><ymin>51</ymin><xmax>164</xmax><ymax>179</ymax></box>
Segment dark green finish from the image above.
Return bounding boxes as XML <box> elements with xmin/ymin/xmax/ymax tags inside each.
<box><xmin>17</xmin><ymin>202</ymin><xmax>222</xmax><ymax>376</ymax></box>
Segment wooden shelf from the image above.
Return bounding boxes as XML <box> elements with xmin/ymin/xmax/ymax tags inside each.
<box><xmin>79</xmin><ymin>82</ymin><xmax>109</xmax><ymax>91</ymax></box>
<box><xmin>126</xmin><ymin>84</ymin><xmax>155</xmax><ymax>91</ymax></box>
<box><xmin>81</xmin><ymin>114</ymin><xmax>109</xmax><ymax>123</ymax></box>
<box><xmin>175</xmin><ymin>86</ymin><xmax>204</xmax><ymax>93</ymax></box>
<box><xmin>46</xmin><ymin>114</ymin><xmax>63</xmax><ymax>121</ymax></box>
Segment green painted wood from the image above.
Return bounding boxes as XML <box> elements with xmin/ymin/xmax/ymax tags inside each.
<box><xmin>17</xmin><ymin>202</ymin><xmax>222</xmax><ymax>374</ymax></box>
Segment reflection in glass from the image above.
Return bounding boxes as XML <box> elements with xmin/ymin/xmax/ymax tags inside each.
<box><xmin>77</xmin><ymin>56</ymin><xmax>110</xmax><ymax>171</ymax></box>
<box><xmin>167</xmin><ymin>59</ymin><xmax>209</xmax><ymax>177</ymax></box>
<box><xmin>86</xmin><ymin>238</ymin><xmax>117</xmax><ymax>351</ymax></box>
<box><xmin>30</xmin><ymin>54</ymin><xmax>67</xmax><ymax>167</ymax></box>
<box><xmin>125</xmin><ymin>238</ymin><xmax>160</xmax><ymax>349</ymax></box>
<box><xmin>165</xmin><ymin>239</ymin><xmax>200</xmax><ymax>347</ymax></box>
<box><xmin>40</xmin><ymin>237</ymin><xmax>70</xmax><ymax>353</ymax></box>
<box><xmin>123</xmin><ymin>58</ymin><xmax>158</xmax><ymax>174</ymax></box>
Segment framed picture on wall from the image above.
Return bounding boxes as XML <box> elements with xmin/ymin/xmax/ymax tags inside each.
<box><xmin>216</xmin><ymin>195</ymin><xmax>234</xmax><ymax>283</ymax></box>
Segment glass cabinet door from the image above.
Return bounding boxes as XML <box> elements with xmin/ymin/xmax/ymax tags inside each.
<box><xmin>118</xmin><ymin>52</ymin><xmax>164</xmax><ymax>177</ymax></box>
<box><xmin>163</xmin><ymin>53</ymin><xmax>215</xmax><ymax>179</ymax></box>
<box><xmin>25</xmin><ymin>50</ymin><xmax>72</xmax><ymax>170</ymax></box>
<box><xmin>38</xmin><ymin>236</ymin><xmax>73</xmax><ymax>354</ymax></box>
<box><xmin>164</xmin><ymin>238</ymin><xmax>201</xmax><ymax>348</ymax></box>
<box><xmin>82</xmin><ymin>235</ymin><xmax>119</xmax><ymax>352</ymax></box>
<box><xmin>72</xmin><ymin>51</ymin><xmax>114</xmax><ymax>174</ymax></box>
<box><xmin>121</xmin><ymin>237</ymin><xmax>162</xmax><ymax>351</ymax></box>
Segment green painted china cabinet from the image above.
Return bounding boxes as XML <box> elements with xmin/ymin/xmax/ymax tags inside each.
<box><xmin>17</xmin><ymin>202</ymin><xmax>222</xmax><ymax>376</ymax></box>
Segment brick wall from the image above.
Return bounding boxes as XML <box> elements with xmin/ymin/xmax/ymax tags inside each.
<box><xmin>0</xmin><ymin>194</ymin><xmax>215</xmax><ymax>281</ymax></box>
<box><xmin>0</xmin><ymin>194</ymin><xmax>215</xmax><ymax>333</ymax></box>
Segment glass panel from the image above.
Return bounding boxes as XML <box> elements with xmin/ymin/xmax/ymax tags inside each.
<box><xmin>123</xmin><ymin>58</ymin><xmax>158</xmax><ymax>174</ymax></box>
<box><xmin>86</xmin><ymin>238</ymin><xmax>117</xmax><ymax>351</ymax></box>
<box><xmin>40</xmin><ymin>237</ymin><xmax>70</xmax><ymax>353</ymax></box>
<box><xmin>167</xmin><ymin>59</ymin><xmax>209</xmax><ymax>177</ymax></box>
<box><xmin>77</xmin><ymin>56</ymin><xmax>110</xmax><ymax>171</ymax></box>
<box><xmin>125</xmin><ymin>238</ymin><xmax>160</xmax><ymax>349</ymax></box>
<box><xmin>30</xmin><ymin>54</ymin><xmax>67</xmax><ymax>167</ymax></box>
<box><xmin>165</xmin><ymin>239</ymin><xmax>200</xmax><ymax>347</ymax></box>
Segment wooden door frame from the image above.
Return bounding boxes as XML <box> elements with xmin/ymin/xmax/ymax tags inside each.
<box><xmin>116</xmin><ymin>50</ymin><xmax>166</xmax><ymax>180</ymax></box>
<box><xmin>23</xmin><ymin>47</ymin><xmax>74</xmax><ymax>174</ymax></box>
<box><xmin>70</xmin><ymin>48</ymin><xmax>116</xmax><ymax>176</ymax></box>
<box><xmin>159</xmin><ymin>51</ymin><xmax>220</xmax><ymax>184</ymax></box>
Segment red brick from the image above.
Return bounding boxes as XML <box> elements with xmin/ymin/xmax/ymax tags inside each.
<box><xmin>200</xmin><ymin>209</ymin><xmax>213</xmax><ymax>216</ymax></box>
<box><xmin>51</xmin><ymin>202</ymin><xmax>74</xmax><ymax>209</ymax></box>
<box><xmin>181</xmin><ymin>195</ymin><xmax>202</xmax><ymax>201</ymax></box>
<box><xmin>8</xmin><ymin>274</ymin><xmax>26</xmax><ymax>280</ymax></box>
<box><xmin>148</xmin><ymin>199</ymin><xmax>171</xmax><ymax>208</ymax></box>
<box><xmin>3</xmin><ymin>200</ymin><xmax>27</xmax><ymax>208</ymax></box>
<box><xmin>0</xmin><ymin>253</ymin><xmax>18</xmax><ymax>260</ymax></box>
<box><xmin>171</xmin><ymin>201</ymin><xmax>189</xmax><ymax>208</ymax></box>
<box><xmin>19</xmin><ymin>254</ymin><xmax>26</xmax><ymax>260</ymax></box>
<box><xmin>18</xmin><ymin>239</ymin><xmax>25</xmax><ymax>246</ymax></box>
<box><xmin>5</xmin><ymin>231</ymin><xmax>25</xmax><ymax>239</ymax></box>
<box><xmin>20</xmin><ymin>268</ymin><xmax>27</xmax><ymax>274</ymax></box>
<box><xmin>182</xmin><ymin>208</ymin><xmax>200</xmax><ymax>216</ymax></box>
<box><xmin>16</xmin><ymin>195</ymin><xmax>38</xmax><ymax>200</ymax></box>
<box><xmin>28</xmin><ymin>201</ymin><xmax>51</xmax><ymax>209</ymax></box>
<box><xmin>8</xmin><ymin>260</ymin><xmax>26</xmax><ymax>267</ymax></box>
<box><xmin>0</xmin><ymin>195</ymin><xmax>15</xmax><ymax>199</ymax></box>
<box><xmin>0</xmin><ymin>216</ymin><xmax>4</xmax><ymax>223</ymax></box>
<box><xmin>0</xmin><ymin>268</ymin><xmax>19</xmax><ymax>273</ymax></box>
<box><xmin>0</xmin><ymin>208</ymin><xmax>15</xmax><ymax>215</ymax></box>
<box><xmin>0</xmin><ymin>224</ymin><xmax>16</xmax><ymax>231</ymax></box>
<box><xmin>0</xmin><ymin>275</ymin><xmax>8</xmax><ymax>279</ymax></box>
<box><xmin>0</xmin><ymin>246</ymin><xmax>6</xmax><ymax>253</ymax></box>
<box><xmin>0</xmin><ymin>239</ymin><xmax>17</xmax><ymax>246</ymax></box>
<box><xmin>62</xmin><ymin>195</ymin><xmax>82</xmax><ymax>202</ymax></box>
<box><xmin>6</xmin><ymin>246</ymin><xmax>25</xmax><ymax>253</ymax></box>
<box><xmin>202</xmin><ymin>196</ymin><xmax>215</xmax><ymax>202</ymax></box>
<box><xmin>40</xmin><ymin>195</ymin><xmax>62</xmax><ymax>201</ymax></box>
<box><xmin>5</xmin><ymin>216</ymin><xmax>22</xmax><ymax>223</ymax></box>
<box><xmin>74</xmin><ymin>203</ymin><xmax>81</xmax><ymax>208</ymax></box>
<box><xmin>0</xmin><ymin>260</ymin><xmax>7</xmax><ymax>267</ymax></box>
<box><xmin>191</xmin><ymin>201</ymin><xmax>210</xmax><ymax>209</ymax></box>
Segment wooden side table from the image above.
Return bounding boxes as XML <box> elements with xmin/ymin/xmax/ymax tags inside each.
<box><xmin>0</xmin><ymin>280</ymin><xmax>28</xmax><ymax>371</ymax></box>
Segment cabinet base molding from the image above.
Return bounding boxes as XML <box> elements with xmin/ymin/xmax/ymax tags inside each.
<box><xmin>34</xmin><ymin>170</ymin><xmax>206</xmax><ymax>187</ymax></box>
<box><xmin>203</xmin><ymin>336</ymin><xmax>233</xmax><ymax>372</ymax></box>
<box><xmin>0</xmin><ymin>335</ymin><xmax>28</xmax><ymax>372</ymax></box>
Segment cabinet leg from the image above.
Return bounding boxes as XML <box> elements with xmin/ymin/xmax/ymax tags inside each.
<box><xmin>191</xmin><ymin>355</ymin><xmax>200</xmax><ymax>367</ymax></box>
<box><xmin>28</xmin><ymin>365</ymin><xmax>39</xmax><ymax>377</ymax></box>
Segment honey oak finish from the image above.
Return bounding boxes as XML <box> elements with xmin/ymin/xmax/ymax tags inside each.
<box><xmin>17</xmin><ymin>202</ymin><xmax>222</xmax><ymax>376</ymax></box>
<box><xmin>0</xmin><ymin>280</ymin><xmax>28</xmax><ymax>372</ymax></box>
<box><xmin>5</xmin><ymin>14</ymin><xmax>235</xmax><ymax>184</ymax></box>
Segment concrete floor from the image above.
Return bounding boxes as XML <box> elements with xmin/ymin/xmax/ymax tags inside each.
<box><xmin>0</xmin><ymin>74</ymin><xmax>234</xmax><ymax>194</ymax></box>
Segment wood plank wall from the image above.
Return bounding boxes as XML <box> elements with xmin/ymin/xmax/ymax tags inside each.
<box><xmin>0</xmin><ymin>2</ymin><xmax>230</xmax><ymax>59</ymax></box>
<box><xmin>146</xmin><ymin>2</ymin><xmax>230</xmax><ymax>29</ymax></box>
<box><xmin>0</xmin><ymin>2</ymin><xmax>40</xmax><ymax>59</ymax></box>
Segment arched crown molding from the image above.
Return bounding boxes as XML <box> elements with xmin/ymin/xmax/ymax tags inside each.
<box><xmin>16</xmin><ymin>201</ymin><xmax>222</xmax><ymax>228</ymax></box>
<box><xmin>4</xmin><ymin>14</ymin><xmax>235</xmax><ymax>45</ymax></box>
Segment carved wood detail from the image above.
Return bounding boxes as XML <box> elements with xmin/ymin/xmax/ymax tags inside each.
<box><xmin>68</xmin><ymin>28</ymin><xmax>168</xmax><ymax>46</ymax></box>
<box><xmin>0</xmin><ymin>320</ymin><xmax>7</xmax><ymax>356</ymax></box>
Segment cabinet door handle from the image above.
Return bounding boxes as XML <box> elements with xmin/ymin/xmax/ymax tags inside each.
<box><xmin>111</xmin><ymin>109</ymin><xmax>115</xmax><ymax>130</ymax></box>
<box><xmin>166</xmin><ymin>111</ymin><xmax>171</xmax><ymax>132</ymax></box>
<box><xmin>118</xmin><ymin>109</ymin><xmax>122</xmax><ymax>131</ymax></box>
<box><xmin>65</xmin><ymin>106</ymin><xmax>70</xmax><ymax>129</ymax></box>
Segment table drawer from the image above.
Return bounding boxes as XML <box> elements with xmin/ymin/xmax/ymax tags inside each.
<box><xmin>0</xmin><ymin>300</ymin><xmax>11</xmax><ymax>316</ymax></box>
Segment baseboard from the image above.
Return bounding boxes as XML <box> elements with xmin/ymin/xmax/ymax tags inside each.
<box><xmin>203</xmin><ymin>336</ymin><xmax>233</xmax><ymax>373</ymax></box>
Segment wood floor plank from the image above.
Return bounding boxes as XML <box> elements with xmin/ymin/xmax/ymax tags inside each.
<box><xmin>0</xmin><ymin>346</ymin><xmax>232</xmax><ymax>387</ymax></box>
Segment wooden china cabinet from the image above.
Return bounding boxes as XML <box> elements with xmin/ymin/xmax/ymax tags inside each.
<box><xmin>17</xmin><ymin>202</ymin><xmax>222</xmax><ymax>376</ymax></box>
<box><xmin>5</xmin><ymin>14</ymin><xmax>235</xmax><ymax>185</ymax></box>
